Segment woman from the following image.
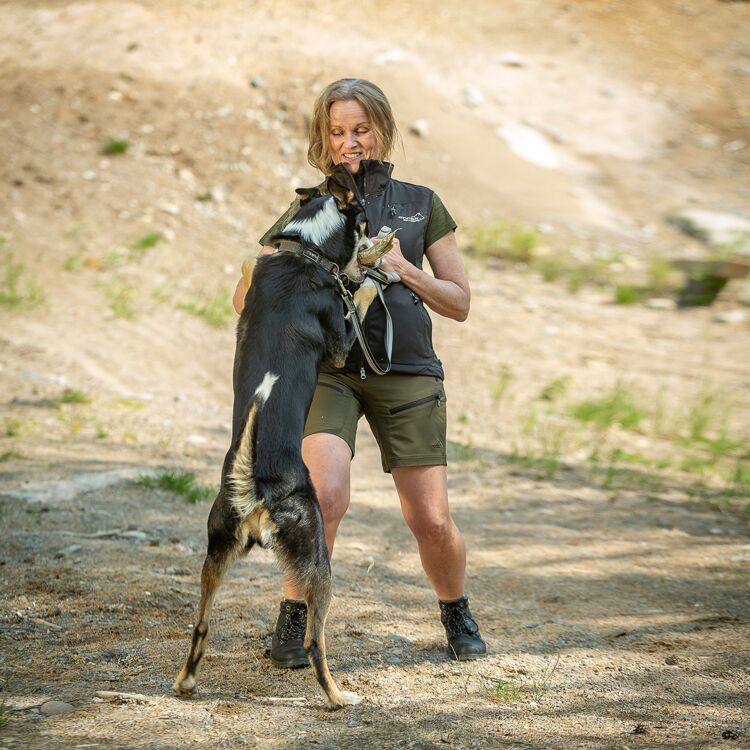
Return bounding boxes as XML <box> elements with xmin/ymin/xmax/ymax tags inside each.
<box><xmin>233</xmin><ymin>78</ymin><xmax>486</xmax><ymax>664</ymax></box>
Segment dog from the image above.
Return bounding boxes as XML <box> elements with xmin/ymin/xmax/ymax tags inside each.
<box><xmin>173</xmin><ymin>178</ymin><xmax>393</xmax><ymax>709</ymax></box>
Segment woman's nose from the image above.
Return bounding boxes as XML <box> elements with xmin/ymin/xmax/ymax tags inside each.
<box><xmin>344</xmin><ymin>130</ymin><xmax>358</xmax><ymax>147</ymax></box>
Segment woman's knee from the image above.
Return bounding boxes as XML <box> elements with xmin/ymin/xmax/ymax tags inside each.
<box><xmin>315</xmin><ymin>478</ymin><xmax>350</xmax><ymax>524</ymax></box>
<box><xmin>408</xmin><ymin>515</ymin><xmax>456</xmax><ymax>546</ymax></box>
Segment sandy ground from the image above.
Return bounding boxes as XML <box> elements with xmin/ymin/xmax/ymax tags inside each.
<box><xmin>1</xmin><ymin>1</ymin><xmax>749</xmax><ymax>748</ymax></box>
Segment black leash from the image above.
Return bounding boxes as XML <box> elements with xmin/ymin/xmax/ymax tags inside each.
<box><xmin>276</xmin><ymin>240</ymin><xmax>392</xmax><ymax>376</ymax></box>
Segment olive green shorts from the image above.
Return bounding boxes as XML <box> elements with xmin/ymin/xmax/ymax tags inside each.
<box><xmin>303</xmin><ymin>372</ymin><xmax>447</xmax><ymax>473</ymax></box>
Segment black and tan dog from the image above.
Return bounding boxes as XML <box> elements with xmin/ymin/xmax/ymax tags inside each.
<box><xmin>173</xmin><ymin>179</ymin><xmax>392</xmax><ymax>709</ymax></box>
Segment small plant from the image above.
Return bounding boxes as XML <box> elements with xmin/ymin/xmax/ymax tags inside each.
<box><xmin>95</xmin><ymin>424</ymin><xmax>108</xmax><ymax>439</ymax></box>
<box><xmin>468</xmin><ymin>220</ymin><xmax>540</xmax><ymax>263</ymax></box>
<box><xmin>539</xmin><ymin>376</ymin><xmax>570</xmax><ymax>402</ymax></box>
<box><xmin>648</xmin><ymin>256</ymin><xmax>675</xmax><ymax>293</ymax></box>
<box><xmin>732</xmin><ymin>463</ymin><xmax>750</xmax><ymax>491</ymax></box>
<box><xmin>0</xmin><ymin>450</ymin><xmax>23</xmax><ymax>462</ymax></box>
<box><xmin>109</xmin><ymin>284</ymin><xmax>137</xmax><ymax>320</ymax></box>
<box><xmin>102</xmin><ymin>139</ymin><xmax>130</xmax><ymax>155</ymax></box>
<box><xmin>131</xmin><ymin>232</ymin><xmax>163</xmax><ymax>251</ymax></box>
<box><xmin>490</xmin><ymin>679</ymin><xmax>523</xmax><ymax>703</ymax></box>
<box><xmin>613</xmin><ymin>285</ymin><xmax>644</xmax><ymax>305</ymax></box>
<box><xmin>571</xmin><ymin>382</ymin><xmax>644</xmax><ymax>431</ymax></box>
<box><xmin>137</xmin><ymin>470</ymin><xmax>215</xmax><ymax>504</ymax></box>
<box><xmin>528</xmin><ymin>654</ymin><xmax>560</xmax><ymax>700</ymax></box>
<box><xmin>492</xmin><ymin>364</ymin><xmax>513</xmax><ymax>405</ymax></box>
<box><xmin>178</xmin><ymin>287</ymin><xmax>234</xmax><ymax>327</ymax></box>
<box><xmin>0</xmin><ymin>253</ymin><xmax>45</xmax><ymax>310</ymax></box>
<box><xmin>63</xmin><ymin>252</ymin><xmax>84</xmax><ymax>272</ymax></box>
<box><xmin>59</xmin><ymin>388</ymin><xmax>91</xmax><ymax>405</ymax></box>
<box><xmin>4</xmin><ymin>418</ymin><xmax>22</xmax><ymax>437</ymax></box>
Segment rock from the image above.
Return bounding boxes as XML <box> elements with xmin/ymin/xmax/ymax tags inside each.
<box><xmin>7</xmin><ymin>468</ymin><xmax>159</xmax><ymax>504</ymax></box>
<box><xmin>249</xmin><ymin>76</ymin><xmax>266</xmax><ymax>89</ymax></box>
<box><xmin>713</xmin><ymin>309</ymin><xmax>747</xmax><ymax>324</ymax></box>
<box><xmin>384</xmin><ymin>634</ymin><xmax>414</xmax><ymax>645</ymax></box>
<box><xmin>496</xmin><ymin>123</ymin><xmax>561</xmax><ymax>169</ymax></box>
<box><xmin>665</xmin><ymin>655</ymin><xmax>679</xmax><ymax>665</ymax></box>
<box><xmin>668</xmin><ymin>209</ymin><xmax>750</xmax><ymax>255</ymax></box>
<box><xmin>187</xmin><ymin>434</ymin><xmax>208</xmax><ymax>446</ymax></box>
<box><xmin>40</xmin><ymin>700</ymin><xmax>75</xmax><ymax>716</ymax></box>
<box><xmin>495</xmin><ymin>51</ymin><xmax>526</xmax><ymax>67</ymax></box>
<box><xmin>158</xmin><ymin>202</ymin><xmax>180</xmax><ymax>216</ymax></box>
<box><xmin>724</xmin><ymin>140</ymin><xmax>746</xmax><ymax>153</ymax></box>
<box><xmin>372</xmin><ymin>48</ymin><xmax>405</xmax><ymax>65</ymax></box>
<box><xmin>409</xmin><ymin>119</ymin><xmax>430</xmax><ymax>137</ymax></box>
<box><xmin>54</xmin><ymin>544</ymin><xmax>82</xmax><ymax>558</ymax></box>
<box><xmin>646</xmin><ymin>297</ymin><xmax>677</xmax><ymax>310</ymax></box>
<box><xmin>462</xmin><ymin>86</ymin><xmax>484</xmax><ymax>108</ymax></box>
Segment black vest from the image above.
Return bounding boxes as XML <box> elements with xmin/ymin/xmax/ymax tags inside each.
<box><xmin>324</xmin><ymin>161</ymin><xmax>444</xmax><ymax>379</ymax></box>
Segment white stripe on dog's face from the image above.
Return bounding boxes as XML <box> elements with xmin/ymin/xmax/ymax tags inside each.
<box><xmin>284</xmin><ymin>197</ymin><xmax>345</xmax><ymax>246</ymax></box>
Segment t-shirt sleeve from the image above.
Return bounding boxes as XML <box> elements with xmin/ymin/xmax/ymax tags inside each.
<box><xmin>257</xmin><ymin>199</ymin><xmax>301</xmax><ymax>247</ymax></box>
<box><xmin>424</xmin><ymin>192</ymin><xmax>458</xmax><ymax>249</ymax></box>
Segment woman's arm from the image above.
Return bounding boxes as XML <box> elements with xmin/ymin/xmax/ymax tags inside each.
<box><xmin>232</xmin><ymin>245</ymin><xmax>278</xmax><ymax>315</ymax></box>
<box><xmin>377</xmin><ymin>232</ymin><xmax>470</xmax><ymax>322</ymax></box>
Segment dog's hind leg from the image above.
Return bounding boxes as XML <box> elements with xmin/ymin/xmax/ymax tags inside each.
<box><xmin>173</xmin><ymin>514</ymin><xmax>247</xmax><ymax>696</ymax></box>
<box><xmin>276</xmin><ymin>500</ymin><xmax>362</xmax><ymax>710</ymax></box>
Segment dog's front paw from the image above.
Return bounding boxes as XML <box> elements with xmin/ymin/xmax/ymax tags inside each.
<box><xmin>327</xmin><ymin>690</ymin><xmax>363</xmax><ymax>709</ymax></box>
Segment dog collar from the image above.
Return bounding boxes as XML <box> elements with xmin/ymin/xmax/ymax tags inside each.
<box><xmin>277</xmin><ymin>239</ymin><xmax>342</xmax><ymax>279</ymax></box>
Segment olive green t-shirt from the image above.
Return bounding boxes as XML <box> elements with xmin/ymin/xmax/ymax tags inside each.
<box><xmin>258</xmin><ymin>193</ymin><xmax>457</xmax><ymax>249</ymax></box>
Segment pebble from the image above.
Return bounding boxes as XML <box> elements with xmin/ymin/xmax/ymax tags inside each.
<box><xmin>646</xmin><ymin>297</ymin><xmax>677</xmax><ymax>310</ymax></box>
<box><xmin>462</xmin><ymin>86</ymin><xmax>484</xmax><ymax>108</ymax></box>
<box><xmin>249</xmin><ymin>76</ymin><xmax>266</xmax><ymax>89</ymax></box>
<box><xmin>54</xmin><ymin>544</ymin><xmax>82</xmax><ymax>559</ymax></box>
<box><xmin>495</xmin><ymin>51</ymin><xmax>526</xmax><ymax>67</ymax></box>
<box><xmin>713</xmin><ymin>309</ymin><xmax>747</xmax><ymax>324</ymax></box>
<box><xmin>410</xmin><ymin>119</ymin><xmax>430</xmax><ymax>137</ymax></box>
<box><xmin>40</xmin><ymin>700</ymin><xmax>75</xmax><ymax>716</ymax></box>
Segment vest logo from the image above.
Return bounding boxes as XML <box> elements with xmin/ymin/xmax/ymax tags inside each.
<box><xmin>398</xmin><ymin>212</ymin><xmax>425</xmax><ymax>223</ymax></box>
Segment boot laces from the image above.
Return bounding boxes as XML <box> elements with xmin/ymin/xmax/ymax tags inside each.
<box><xmin>279</xmin><ymin>604</ymin><xmax>307</xmax><ymax>642</ymax></box>
<box><xmin>441</xmin><ymin>600</ymin><xmax>479</xmax><ymax>639</ymax></box>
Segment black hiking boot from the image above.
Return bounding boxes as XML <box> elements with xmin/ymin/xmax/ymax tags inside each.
<box><xmin>270</xmin><ymin>599</ymin><xmax>310</xmax><ymax>669</ymax></box>
<box><xmin>439</xmin><ymin>595</ymin><xmax>487</xmax><ymax>661</ymax></box>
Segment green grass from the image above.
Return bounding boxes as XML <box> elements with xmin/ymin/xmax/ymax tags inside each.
<box><xmin>571</xmin><ymin>382</ymin><xmax>645</xmax><ymax>431</ymax></box>
<box><xmin>3</xmin><ymin>418</ymin><xmax>22</xmax><ymax>437</ymax></box>
<box><xmin>0</xmin><ymin>252</ymin><xmax>45</xmax><ymax>310</ymax></box>
<box><xmin>539</xmin><ymin>376</ymin><xmax>570</xmax><ymax>403</ymax></box>
<box><xmin>59</xmin><ymin>388</ymin><xmax>91</xmax><ymax>405</ymax></box>
<box><xmin>467</xmin><ymin>220</ymin><xmax>540</xmax><ymax>263</ymax></box>
<box><xmin>102</xmin><ymin>139</ymin><xmax>130</xmax><ymax>155</ymax></box>
<box><xmin>0</xmin><ymin>450</ymin><xmax>23</xmax><ymax>462</ymax></box>
<box><xmin>137</xmin><ymin>470</ymin><xmax>215</xmax><ymax>504</ymax></box>
<box><xmin>492</xmin><ymin>364</ymin><xmax>513</xmax><ymax>405</ymax></box>
<box><xmin>489</xmin><ymin>679</ymin><xmax>523</xmax><ymax>703</ymax></box>
<box><xmin>131</xmin><ymin>232</ymin><xmax>163</xmax><ymax>251</ymax></box>
<box><xmin>108</xmin><ymin>283</ymin><xmax>137</xmax><ymax>320</ymax></box>
<box><xmin>613</xmin><ymin>285</ymin><xmax>645</xmax><ymax>305</ymax></box>
<box><xmin>178</xmin><ymin>287</ymin><xmax>234</xmax><ymax>327</ymax></box>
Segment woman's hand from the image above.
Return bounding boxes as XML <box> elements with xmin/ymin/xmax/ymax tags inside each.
<box><xmin>373</xmin><ymin>237</ymin><xmax>409</xmax><ymax>276</ymax></box>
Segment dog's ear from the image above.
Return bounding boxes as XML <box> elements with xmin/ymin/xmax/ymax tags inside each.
<box><xmin>326</xmin><ymin>177</ymin><xmax>356</xmax><ymax>210</ymax></box>
<box><xmin>295</xmin><ymin>186</ymin><xmax>322</xmax><ymax>206</ymax></box>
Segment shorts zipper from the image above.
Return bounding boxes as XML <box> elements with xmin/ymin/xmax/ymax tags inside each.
<box><xmin>319</xmin><ymin>381</ymin><xmax>345</xmax><ymax>394</ymax></box>
<box><xmin>389</xmin><ymin>391</ymin><xmax>443</xmax><ymax>415</ymax></box>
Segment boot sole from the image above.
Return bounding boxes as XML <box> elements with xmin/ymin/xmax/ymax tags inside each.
<box><xmin>269</xmin><ymin>654</ymin><xmax>310</xmax><ymax>669</ymax></box>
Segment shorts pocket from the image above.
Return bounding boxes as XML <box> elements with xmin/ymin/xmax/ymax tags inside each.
<box><xmin>389</xmin><ymin>391</ymin><xmax>444</xmax><ymax>415</ymax></box>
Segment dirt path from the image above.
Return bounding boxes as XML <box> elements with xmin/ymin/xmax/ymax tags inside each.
<box><xmin>2</xmin><ymin>0</ymin><xmax>750</xmax><ymax>747</ymax></box>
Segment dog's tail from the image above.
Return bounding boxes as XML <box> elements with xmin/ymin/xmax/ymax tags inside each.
<box><xmin>230</xmin><ymin>371</ymin><xmax>279</xmax><ymax>518</ymax></box>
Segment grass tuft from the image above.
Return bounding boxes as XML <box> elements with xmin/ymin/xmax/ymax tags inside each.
<box><xmin>0</xmin><ymin>450</ymin><xmax>23</xmax><ymax>462</ymax></box>
<box><xmin>137</xmin><ymin>470</ymin><xmax>215</xmax><ymax>504</ymax></box>
<box><xmin>131</xmin><ymin>232</ymin><xmax>163</xmax><ymax>251</ymax></box>
<box><xmin>59</xmin><ymin>388</ymin><xmax>91</xmax><ymax>405</ymax></box>
<box><xmin>571</xmin><ymin>382</ymin><xmax>644</xmax><ymax>431</ymax></box>
<box><xmin>468</xmin><ymin>221</ymin><xmax>540</xmax><ymax>263</ymax></box>
<box><xmin>178</xmin><ymin>287</ymin><xmax>234</xmax><ymax>328</ymax></box>
<box><xmin>102</xmin><ymin>139</ymin><xmax>130</xmax><ymax>155</ymax></box>
<box><xmin>0</xmin><ymin>251</ymin><xmax>45</xmax><ymax>310</ymax></box>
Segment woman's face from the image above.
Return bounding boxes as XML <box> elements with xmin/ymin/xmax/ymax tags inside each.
<box><xmin>328</xmin><ymin>99</ymin><xmax>377</xmax><ymax>175</ymax></box>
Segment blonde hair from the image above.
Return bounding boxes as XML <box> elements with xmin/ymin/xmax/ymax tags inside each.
<box><xmin>307</xmin><ymin>78</ymin><xmax>400</xmax><ymax>175</ymax></box>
